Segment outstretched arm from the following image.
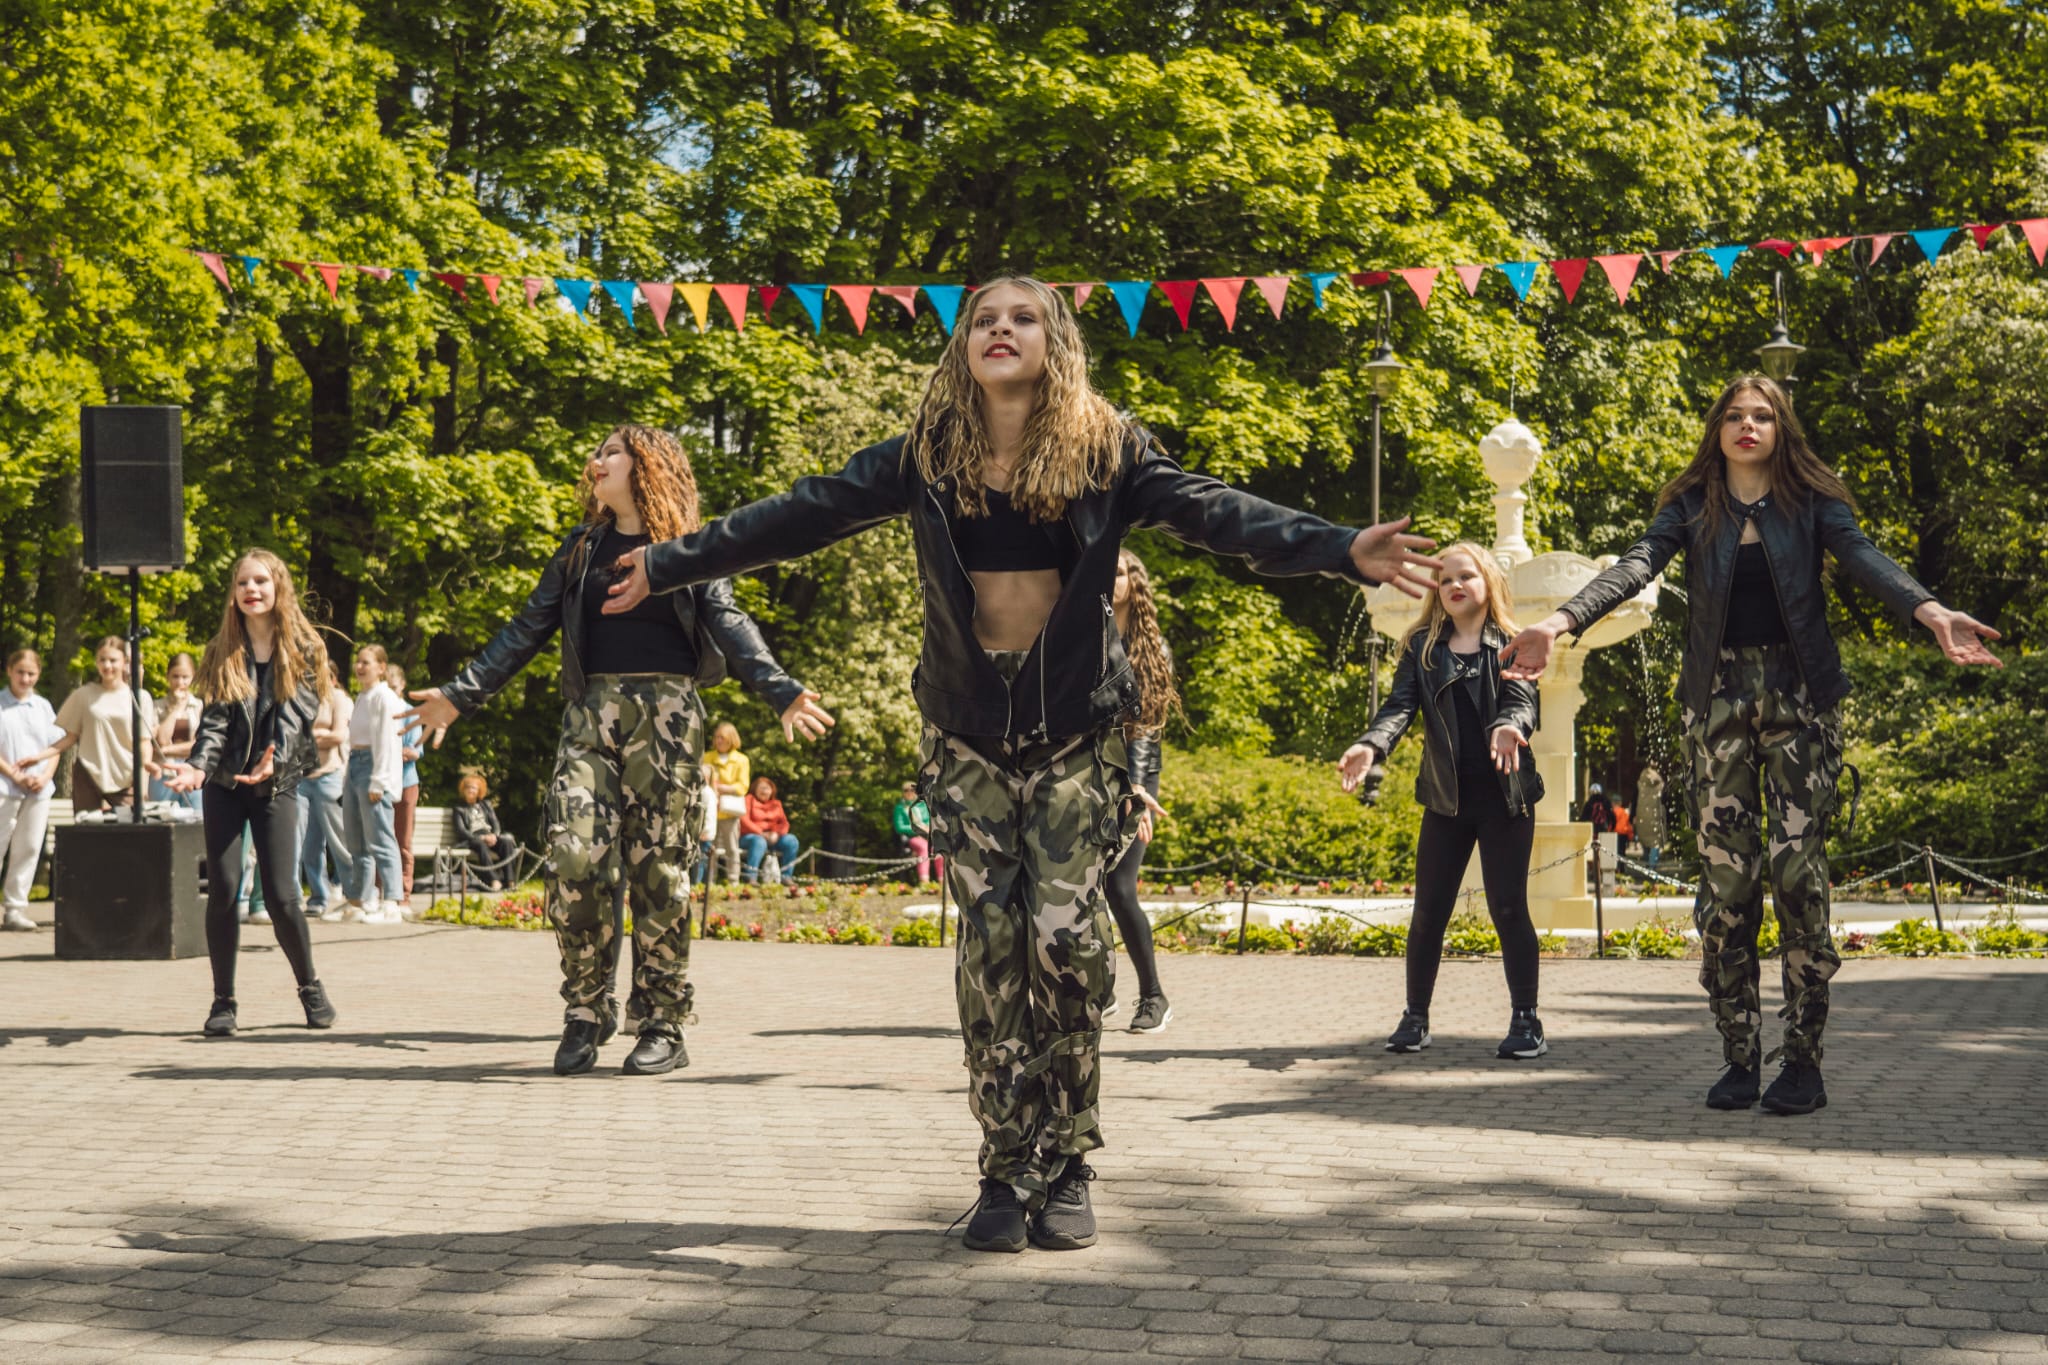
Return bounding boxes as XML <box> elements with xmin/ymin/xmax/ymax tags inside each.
<box><xmin>1502</xmin><ymin>498</ymin><xmax>1690</xmax><ymax>680</ymax></box>
<box><xmin>1815</xmin><ymin>499</ymin><xmax>2003</xmax><ymax>668</ymax></box>
<box><xmin>1340</xmin><ymin>643</ymin><xmax>1422</xmax><ymax>790</ymax></box>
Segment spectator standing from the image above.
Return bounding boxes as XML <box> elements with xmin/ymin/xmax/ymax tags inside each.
<box><xmin>1581</xmin><ymin>783</ymin><xmax>1615</xmax><ymax>832</ymax></box>
<box><xmin>453</xmin><ymin>774</ymin><xmax>518</xmax><ymax>891</ymax></box>
<box><xmin>0</xmin><ymin>649</ymin><xmax>62</xmax><ymax>930</ymax></box>
<box><xmin>738</xmin><ymin>776</ymin><xmax>799</xmax><ymax>883</ymax></box>
<box><xmin>387</xmin><ymin>663</ymin><xmax>424</xmax><ymax>901</ymax></box>
<box><xmin>298</xmin><ymin>660</ymin><xmax>352</xmax><ymax>916</ymax></box>
<box><xmin>39</xmin><ymin>637</ymin><xmax>154</xmax><ymax>812</ymax></box>
<box><xmin>708</xmin><ymin>722</ymin><xmax>749</xmax><ymax>883</ymax></box>
<box><xmin>151</xmin><ymin>653</ymin><xmax>205</xmax><ymax>813</ymax></box>
<box><xmin>892</xmin><ymin>780</ymin><xmax>942</xmax><ymax>885</ymax></box>
<box><xmin>340</xmin><ymin>644</ymin><xmax>406</xmax><ymax>923</ymax></box>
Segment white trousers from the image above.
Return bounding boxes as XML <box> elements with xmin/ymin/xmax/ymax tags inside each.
<box><xmin>0</xmin><ymin>794</ymin><xmax>53</xmax><ymax>912</ymax></box>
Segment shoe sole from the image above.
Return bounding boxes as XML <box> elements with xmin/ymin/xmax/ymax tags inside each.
<box><xmin>554</xmin><ymin>1052</ymin><xmax>598</xmax><ymax>1076</ymax></box>
<box><xmin>962</xmin><ymin>1230</ymin><xmax>1027</xmax><ymax>1253</ymax></box>
<box><xmin>1027</xmin><ymin>1227</ymin><xmax>1097</xmax><ymax>1250</ymax></box>
<box><xmin>621</xmin><ymin>1050</ymin><xmax>687</xmax><ymax>1076</ymax></box>
<box><xmin>203</xmin><ymin>1024</ymin><xmax>235</xmax><ymax>1037</ymax></box>
<box><xmin>304</xmin><ymin>1016</ymin><xmax>336</xmax><ymax>1030</ymax></box>
<box><xmin>1385</xmin><ymin>1036</ymin><xmax>1430</xmax><ymax>1053</ymax></box>
<box><xmin>1706</xmin><ymin>1092</ymin><xmax>1759</xmax><ymax>1110</ymax></box>
<box><xmin>1129</xmin><ymin>1006</ymin><xmax>1172</xmax><ymax>1034</ymax></box>
<box><xmin>1498</xmin><ymin>1038</ymin><xmax>1548</xmax><ymax>1059</ymax></box>
<box><xmin>1762</xmin><ymin>1092</ymin><xmax>1827</xmax><ymax>1116</ymax></box>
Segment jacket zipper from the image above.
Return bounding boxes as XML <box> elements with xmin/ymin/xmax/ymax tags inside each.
<box><xmin>928</xmin><ymin>482</ymin><xmax>1011</xmax><ymax>738</ymax></box>
<box><xmin>1431</xmin><ymin>650</ymin><xmax>1462</xmax><ymax>818</ymax></box>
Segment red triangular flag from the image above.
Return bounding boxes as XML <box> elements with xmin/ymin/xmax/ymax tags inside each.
<box><xmin>1966</xmin><ymin>222</ymin><xmax>2003</xmax><ymax>251</ymax></box>
<box><xmin>755</xmin><ymin>285</ymin><xmax>782</xmax><ymax>320</ymax></box>
<box><xmin>2018</xmin><ymin>219</ymin><xmax>2048</xmax><ymax>266</ymax></box>
<box><xmin>1868</xmin><ymin>234</ymin><xmax>1894</xmax><ymax>264</ymax></box>
<box><xmin>523</xmin><ymin>276</ymin><xmax>546</xmax><ymax>307</ymax></box>
<box><xmin>1395</xmin><ymin>267</ymin><xmax>1437</xmax><ymax>310</ymax></box>
<box><xmin>716</xmin><ymin>284</ymin><xmax>750</xmax><ymax>331</ymax></box>
<box><xmin>639</xmin><ymin>282</ymin><xmax>674</xmax><ymax>334</ymax></box>
<box><xmin>1753</xmin><ymin>239</ymin><xmax>1797</xmax><ymax>259</ymax></box>
<box><xmin>278</xmin><ymin>260</ymin><xmax>308</xmax><ymax>283</ymax></box>
<box><xmin>313</xmin><ymin>263</ymin><xmax>343</xmax><ymax>299</ymax></box>
<box><xmin>356</xmin><ymin>265</ymin><xmax>392</xmax><ymax>282</ymax></box>
<box><xmin>478</xmin><ymin>274</ymin><xmax>501</xmax><ymax>305</ymax></box>
<box><xmin>1593</xmin><ymin>254</ymin><xmax>1643</xmax><ymax>305</ymax></box>
<box><xmin>1157</xmin><ymin>280</ymin><xmax>1200</xmax><ymax>329</ymax></box>
<box><xmin>432</xmin><ymin>272</ymin><xmax>468</xmax><ymax>301</ymax></box>
<box><xmin>830</xmin><ymin>284</ymin><xmax>874</xmax><ymax>334</ymax></box>
<box><xmin>877</xmin><ymin>285</ymin><xmax>919</xmax><ymax>319</ymax></box>
<box><xmin>1200</xmin><ymin>277</ymin><xmax>1246</xmax><ymax>330</ymax></box>
<box><xmin>1549</xmin><ymin>258</ymin><xmax>1590</xmax><ymax>303</ymax></box>
<box><xmin>1654</xmin><ymin>249</ymin><xmax>1686</xmax><ymax>273</ymax></box>
<box><xmin>1349</xmin><ymin>270</ymin><xmax>1389</xmax><ymax>288</ymax></box>
<box><xmin>195</xmin><ymin>251</ymin><xmax>232</xmax><ymax>292</ymax></box>
<box><xmin>1802</xmin><ymin>236</ymin><xmax>1853</xmax><ymax>265</ymax></box>
<box><xmin>1454</xmin><ymin>264</ymin><xmax>1487</xmax><ymax>296</ymax></box>
<box><xmin>1251</xmin><ymin>276</ymin><xmax>1290</xmax><ymax>317</ymax></box>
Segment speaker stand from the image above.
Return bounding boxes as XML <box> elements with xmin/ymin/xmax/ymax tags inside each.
<box><xmin>126</xmin><ymin>566</ymin><xmax>152</xmax><ymax>824</ymax></box>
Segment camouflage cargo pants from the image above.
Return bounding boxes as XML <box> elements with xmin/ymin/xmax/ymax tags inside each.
<box><xmin>1683</xmin><ymin>644</ymin><xmax>1844</xmax><ymax>1067</ymax></box>
<box><xmin>921</xmin><ymin>717</ymin><xmax>1130</xmax><ymax>1209</ymax></box>
<box><xmin>545</xmin><ymin>675</ymin><xmax>704</xmax><ymax>1039</ymax></box>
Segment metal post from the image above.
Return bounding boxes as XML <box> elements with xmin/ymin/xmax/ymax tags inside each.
<box><xmin>127</xmin><ymin>568</ymin><xmax>146</xmax><ymax>824</ymax></box>
<box><xmin>937</xmin><ymin>870</ymin><xmax>948</xmax><ymax>949</ymax></box>
<box><xmin>1368</xmin><ymin>393</ymin><xmax>1383</xmax><ymax>717</ymax></box>
<box><xmin>1592</xmin><ymin>837</ymin><xmax>1606</xmax><ymax>958</ymax></box>
<box><xmin>1234</xmin><ymin>852</ymin><xmax>1250</xmax><ymax>955</ymax></box>
<box><xmin>1921</xmin><ymin>845</ymin><xmax>1944</xmax><ymax>936</ymax></box>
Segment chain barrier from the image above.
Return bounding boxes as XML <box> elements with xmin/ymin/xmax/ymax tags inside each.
<box><xmin>1830</xmin><ymin>853</ymin><xmax>1924</xmax><ymax>894</ymax></box>
<box><xmin>1615</xmin><ymin>854</ymin><xmax>1696</xmax><ymax>891</ymax></box>
<box><xmin>1929</xmin><ymin>850</ymin><xmax>2048</xmax><ymax>903</ymax></box>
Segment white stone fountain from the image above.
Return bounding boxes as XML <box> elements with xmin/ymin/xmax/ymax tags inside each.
<box><xmin>1363</xmin><ymin>418</ymin><xmax>1661</xmax><ymax>929</ymax></box>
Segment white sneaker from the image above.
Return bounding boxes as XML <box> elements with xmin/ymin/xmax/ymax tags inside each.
<box><xmin>247</xmin><ymin>908</ymin><xmax>272</xmax><ymax>925</ymax></box>
<box><xmin>366</xmin><ymin>901</ymin><xmax>403</xmax><ymax>925</ymax></box>
<box><xmin>318</xmin><ymin>904</ymin><xmax>349</xmax><ymax>922</ymax></box>
<box><xmin>339</xmin><ymin>902</ymin><xmax>370</xmax><ymax>924</ymax></box>
<box><xmin>2</xmin><ymin>908</ymin><xmax>35</xmax><ymax>931</ymax></box>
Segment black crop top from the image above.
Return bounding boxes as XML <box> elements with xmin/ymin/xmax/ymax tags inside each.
<box><xmin>1722</xmin><ymin>540</ymin><xmax>1790</xmax><ymax>648</ymax></box>
<box><xmin>582</xmin><ymin>526</ymin><xmax>699</xmax><ymax>676</ymax></box>
<box><xmin>953</xmin><ymin>489</ymin><xmax>1068</xmax><ymax>573</ymax></box>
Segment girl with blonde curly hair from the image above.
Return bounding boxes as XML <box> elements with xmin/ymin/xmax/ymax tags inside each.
<box><xmin>604</xmin><ymin>275</ymin><xmax>1440</xmax><ymax>1254</ymax></box>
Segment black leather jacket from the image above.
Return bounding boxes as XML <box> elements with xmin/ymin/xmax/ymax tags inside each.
<box><xmin>1126</xmin><ymin>732</ymin><xmax>1162</xmax><ymax>799</ymax></box>
<box><xmin>440</xmin><ymin>523</ymin><xmax>807</xmax><ymax>718</ymax></box>
<box><xmin>643</xmin><ymin>431</ymin><xmax>1369</xmax><ymax>740</ymax></box>
<box><xmin>1355</xmin><ymin>623</ymin><xmax>1544</xmax><ymax>819</ymax></box>
<box><xmin>186</xmin><ymin>660</ymin><xmax>324</xmax><ymax>798</ymax></box>
<box><xmin>1557</xmin><ymin>488</ymin><xmax>1934</xmax><ymax>717</ymax></box>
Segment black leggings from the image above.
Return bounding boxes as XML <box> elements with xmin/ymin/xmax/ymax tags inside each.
<box><xmin>1105</xmin><ymin>836</ymin><xmax>1162</xmax><ymax>999</ymax></box>
<box><xmin>1407</xmin><ymin>775</ymin><xmax>1539</xmax><ymax>1013</ymax></box>
<box><xmin>204</xmin><ymin>782</ymin><xmax>317</xmax><ymax>999</ymax></box>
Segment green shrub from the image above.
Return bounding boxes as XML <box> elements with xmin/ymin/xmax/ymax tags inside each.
<box><xmin>1348</xmin><ymin>923</ymin><xmax>1410</xmax><ymax>957</ymax></box>
<box><xmin>1443</xmin><ymin>911</ymin><xmax>1501</xmax><ymax>956</ymax></box>
<box><xmin>1537</xmin><ymin>931</ymin><xmax>1569</xmax><ymax>954</ymax></box>
<box><xmin>1969</xmin><ymin>908</ymin><xmax>2048</xmax><ymax>957</ymax></box>
<box><xmin>1872</xmin><ymin>917</ymin><xmax>1968</xmax><ymax>956</ymax></box>
<box><xmin>777</xmin><ymin>922</ymin><xmax>833</xmax><ymax>944</ymax></box>
<box><xmin>1604</xmin><ymin>916</ymin><xmax>1691</xmax><ymax>959</ymax></box>
<box><xmin>833</xmin><ymin>922</ymin><xmax>883</xmax><ymax>945</ymax></box>
<box><xmin>1755</xmin><ymin>914</ymin><xmax>1780</xmax><ymax>957</ymax></box>
<box><xmin>1302</xmin><ymin>917</ymin><xmax>1356</xmax><ymax>956</ymax></box>
<box><xmin>1233</xmin><ymin>922</ymin><xmax>1296</xmax><ymax>953</ymax></box>
<box><xmin>891</xmin><ymin>917</ymin><xmax>943</xmax><ymax>947</ymax></box>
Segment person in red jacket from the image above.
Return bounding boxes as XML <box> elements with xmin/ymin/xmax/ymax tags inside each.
<box><xmin>738</xmin><ymin>776</ymin><xmax>799</xmax><ymax>884</ymax></box>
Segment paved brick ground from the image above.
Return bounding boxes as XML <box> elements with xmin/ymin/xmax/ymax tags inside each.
<box><xmin>3</xmin><ymin>916</ymin><xmax>2046</xmax><ymax>1363</ymax></box>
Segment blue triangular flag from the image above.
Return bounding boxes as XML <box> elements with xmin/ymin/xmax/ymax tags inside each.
<box><xmin>1106</xmin><ymin>281</ymin><xmax>1152</xmax><ymax>336</ymax></box>
<box><xmin>1910</xmin><ymin>228</ymin><xmax>1955</xmax><ymax>263</ymax></box>
<box><xmin>238</xmin><ymin>256</ymin><xmax>262</xmax><ymax>282</ymax></box>
<box><xmin>786</xmin><ymin>283</ymin><xmax>827</xmax><ymax>333</ymax></box>
<box><xmin>555</xmin><ymin>278</ymin><xmax>593</xmax><ymax>318</ymax></box>
<box><xmin>601</xmin><ymin>280</ymin><xmax>638</xmax><ymax>325</ymax></box>
<box><xmin>1701</xmin><ymin>245</ymin><xmax>1745</xmax><ymax>278</ymax></box>
<box><xmin>921</xmin><ymin>284</ymin><xmax>965</xmax><ymax>334</ymax></box>
<box><xmin>1496</xmin><ymin>261</ymin><xmax>1539</xmax><ymax>300</ymax></box>
<box><xmin>1303</xmin><ymin>272</ymin><xmax>1338</xmax><ymax>309</ymax></box>
<box><xmin>400</xmin><ymin>268</ymin><xmax>421</xmax><ymax>292</ymax></box>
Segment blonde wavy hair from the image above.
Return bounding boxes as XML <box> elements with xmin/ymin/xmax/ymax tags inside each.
<box><xmin>905</xmin><ymin>275</ymin><xmax>1130</xmax><ymax>521</ymax></box>
<box><xmin>1117</xmin><ymin>549</ymin><xmax>1180</xmax><ymax>734</ymax></box>
<box><xmin>1398</xmin><ymin>542</ymin><xmax>1519</xmax><ymax>657</ymax></box>
<box><xmin>575</xmin><ymin>424</ymin><xmax>703</xmax><ymax>545</ymax></box>
<box><xmin>195</xmin><ymin>549</ymin><xmax>330</xmax><ymax>705</ymax></box>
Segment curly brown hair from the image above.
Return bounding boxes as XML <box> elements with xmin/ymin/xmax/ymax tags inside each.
<box><xmin>1117</xmin><ymin>549</ymin><xmax>1180</xmax><ymax>734</ymax></box>
<box><xmin>576</xmin><ymin>425</ymin><xmax>703</xmax><ymax>544</ymax></box>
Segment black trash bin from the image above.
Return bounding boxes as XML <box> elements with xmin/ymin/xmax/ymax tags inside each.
<box><xmin>819</xmin><ymin>806</ymin><xmax>859</xmax><ymax>881</ymax></box>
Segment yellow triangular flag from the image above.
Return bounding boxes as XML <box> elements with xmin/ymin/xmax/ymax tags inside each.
<box><xmin>677</xmin><ymin>282</ymin><xmax>713</xmax><ymax>332</ymax></box>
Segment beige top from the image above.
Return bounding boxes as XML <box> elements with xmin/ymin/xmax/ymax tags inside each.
<box><xmin>56</xmin><ymin>682</ymin><xmax>154</xmax><ymax>794</ymax></box>
<box><xmin>308</xmin><ymin>686</ymin><xmax>354</xmax><ymax>779</ymax></box>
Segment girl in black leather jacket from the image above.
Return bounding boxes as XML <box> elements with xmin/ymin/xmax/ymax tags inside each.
<box><xmin>1343</xmin><ymin>543</ymin><xmax>1547</xmax><ymax>1061</ymax></box>
<box><xmin>1103</xmin><ymin>549</ymin><xmax>1175</xmax><ymax>1034</ymax></box>
<box><xmin>1501</xmin><ymin>374</ymin><xmax>2001</xmax><ymax>1116</ymax></box>
<box><xmin>601</xmin><ymin>275</ymin><xmax>1442</xmax><ymax>1256</ymax></box>
<box><xmin>165</xmin><ymin>549</ymin><xmax>336</xmax><ymax>1037</ymax></box>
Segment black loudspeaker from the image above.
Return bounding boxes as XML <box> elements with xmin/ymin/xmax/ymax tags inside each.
<box><xmin>53</xmin><ymin>821</ymin><xmax>209</xmax><ymax>959</ymax></box>
<box><xmin>81</xmin><ymin>405</ymin><xmax>185</xmax><ymax>572</ymax></box>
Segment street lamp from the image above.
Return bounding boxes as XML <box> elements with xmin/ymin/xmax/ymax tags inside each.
<box><xmin>1363</xmin><ymin>291</ymin><xmax>1407</xmax><ymax>717</ymax></box>
<box><xmin>1755</xmin><ymin>270</ymin><xmax>1805</xmax><ymax>381</ymax></box>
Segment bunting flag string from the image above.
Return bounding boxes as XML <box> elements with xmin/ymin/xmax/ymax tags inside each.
<box><xmin>176</xmin><ymin>217</ymin><xmax>2047</xmax><ymax>342</ymax></box>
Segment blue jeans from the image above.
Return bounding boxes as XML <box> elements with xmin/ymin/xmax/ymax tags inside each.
<box><xmin>295</xmin><ymin>767</ymin><xmax>347</xmax><ymax>906</ymax></box>
<box><xmin>740</xmin><ymin>832</ymin><xmax>799</xmax><ymax>883</ymax></box>
<box><xmin>341</xmin><ymin>750</ymin><xmax>402</xmax><ymax>903</ymax></box>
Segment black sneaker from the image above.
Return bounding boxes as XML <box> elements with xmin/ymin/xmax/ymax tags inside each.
<box><xmin>1497</xmin><ymin>1008</ymin><xmax>1547</xmax><ymax>1059</ymax></box>
<box><xmin>554</xmin><ymin>1019</ymin><xmax>603</xmax><ymax>1076</ymax></box>
<box><xmin>1385</xmin><ymin>1009</ymin><xmax>1430</xmax><ymax>1053</ymax></box>
<box><xmin>1029</xmin><ymin>1160</ymin><xmax>1097</xmax><ymax>1250</ymax></box>
<box><xmin>298</xmin><ymin>980</ymin><xmax>337</xmax><ymax>1029</ymax></box>
<box><xmin>1761</xmin><ymin>1061</ymin><xmax>1827</xmax><ymax>1115</ymax></box>
<box><xmin>1128</xmin><ymin>995</ymin><xmax>1172</xmax><ymax>1033</ymax></box>
<box><xmin>959</xmin><ymin>1178</ymin><xmax>1027</xmax><ymax>1253</ymax></box>
<box><xmin>1706</xmin><ymin>1061</ymin><xmax>1761</xmax><ymax>1110</ymax></box>
<box><xmin>622</xmin><ymin>1030</ymin><xmax>687</xmax><ymax>1075</ymax></box>
<box><xmin>203</xmin><ymin>997</ymin><xmax>237</xmax><ymax>1037</ymax></box>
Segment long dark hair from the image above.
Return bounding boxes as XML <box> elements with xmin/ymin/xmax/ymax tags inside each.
<box><xmin>1657</xmin><ymin>375</ymin><xmax>1855</xmax><ymax>541</ymax></box>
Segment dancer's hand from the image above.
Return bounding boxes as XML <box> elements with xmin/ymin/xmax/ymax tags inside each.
<box><xmin>1500</xmin><ymin>611</ymin><xmax>1573</xmax><ymax>680</ymax></box>
<box><xmin>164</xmin><ymin>762</ymin><xmax>206</xmax><ymax>794</ymax></box>
<box><xmin>1349</xmin><ymin>517</ymin><xmax>1442</xmax><ymax>598</ymax></box>
<box><xmin>398</xmin><ymin>689</ymin><xmax>459</xmax><ymax>748</ymax></box>
<box><xmin>1490</xmin><ymin>725</ymin><xmax>1528</xmax><ymax>774</ymax></box>
<box><xmin>1914</xmin><ymin>602</ymin><xmax>2003</xmax><ymax>668</ymax></box>
<box><xmin>234</xmin><ymin>746</ymin><xmax>276</xmax><ymax>786</ymax></box>
<box><xmin>602</xmin><ymin>546</ymin><xmax>651</xmax><ymax>614</ymax></box>
<box><xmin>780</xmin><ymin>691</ymin><xmax>836</xmax><ymax>741</ymax></box>
<box><xmin>1338</xmin><ymin>743</ymin><xmax>1378</xmax><ymax>792</ymax></box>
<box><xmin>1131</xmin><ymin>787</ymin><xmax>1166</xmax><ymax>843</ymax></box>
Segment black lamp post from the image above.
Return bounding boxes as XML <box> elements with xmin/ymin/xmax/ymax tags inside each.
<box><xmin>1756</xmin><ymin>270</ymin><xmax>1805</xmax><ymax>381</ymax></box>
<box><xmin>1362</xmin><ymin>291</ymin><xmax>1407</xmax><ymax>716</ymax></box>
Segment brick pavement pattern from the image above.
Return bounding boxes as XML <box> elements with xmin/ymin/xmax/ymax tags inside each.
<box><xmin>3</xmin><ymin>919</ymin><xmax>2046</xmax><ymax>1363</ymax></box>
